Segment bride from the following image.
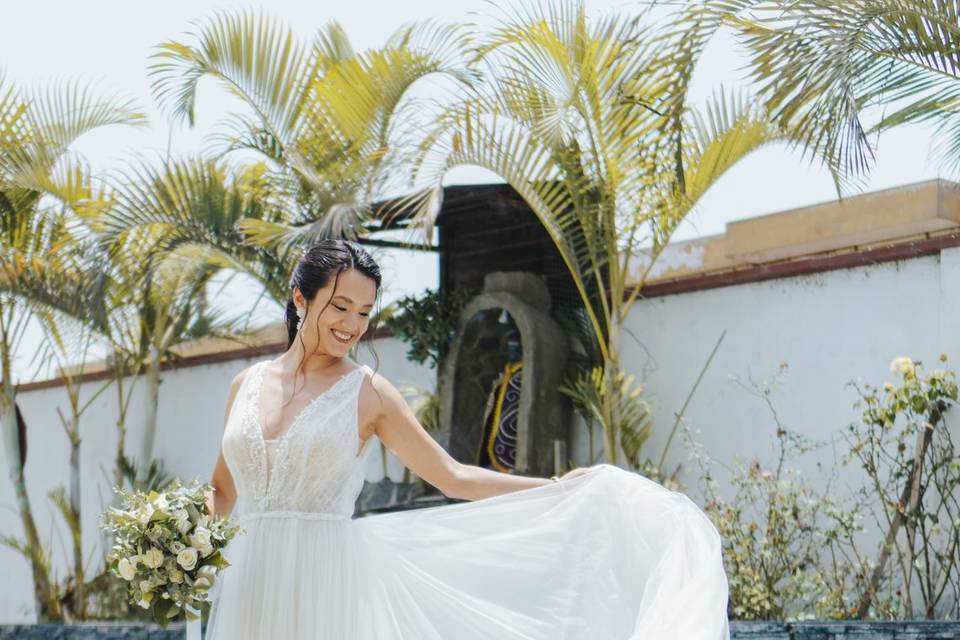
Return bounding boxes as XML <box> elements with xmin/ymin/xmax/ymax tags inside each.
<box><xmin>204</xmin><ymin>239</ymin><xmax>729</xmax><ymax>639</ymax></box>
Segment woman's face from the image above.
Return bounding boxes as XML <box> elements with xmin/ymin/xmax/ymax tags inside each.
<box><xmin>293</xmin><ymin>268</ymin><xmax>377</xmax><ymax>357</ymax></box>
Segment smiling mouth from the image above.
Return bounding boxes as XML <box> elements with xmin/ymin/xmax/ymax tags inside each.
<box><xmin>331</xmin><ymin>329</ymin><xmax>354</xmax><ymax>344</ymax></box>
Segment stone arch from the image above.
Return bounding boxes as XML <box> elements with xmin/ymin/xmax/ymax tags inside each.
<box><xmin>439</xmin><ymin>272</ymin><xmax>570</xmax><ymax>475</ymax></box>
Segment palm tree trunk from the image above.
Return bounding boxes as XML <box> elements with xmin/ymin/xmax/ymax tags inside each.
<box><xmin>111</xmin><ymin>364</ymin><xmax>132</xmax><ymax>493</ymax></box>
<box><xmin>0</xmin><ymin>383</ymin><xmax>56</xmax><ymax>620</ymax></box>
<box><xmin>601</xmin><ymin>320</ymin><xmax>622</xmax><ymax>465</ymax></box>
<box><xmin>66</xmin><ymin>410</ymin><xmax>84</xmax><ymax>619</ymax></box>
<box><xmin>136</xmin><ymin>347</ymin><xmax>161</xmax><ymax>487</ymax></box>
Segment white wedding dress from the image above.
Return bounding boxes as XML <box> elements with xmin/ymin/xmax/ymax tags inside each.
<box><xmin>205</xmin><ymin>360</ymin><xmax>730</xmax><ymax>639</ymax></box>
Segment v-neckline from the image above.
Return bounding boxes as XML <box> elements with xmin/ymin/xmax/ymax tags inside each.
<box><xmin>253</xmin><ymin>360</ymin><xmax>364</xmax><ymax>445</ymax></box>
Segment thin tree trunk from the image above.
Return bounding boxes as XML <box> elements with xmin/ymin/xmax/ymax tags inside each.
<box><xmin>856</xmin><ymin>407</ymin><xmax>940</xmax><ymax>618</ymax></box>
<box><xmin>66</xmin><ymin>409</ymin><xmax>83</xmax><ymax>619</ymax></box>
<box><xmin>112</xmin><ymin>369</ymin><xmax>130</xmax><ymax>493</ymax></box>
<box><xmin>601</xmin><ymin>320</ymin><xmax>622</xmax><ymax>465</ymax></box>
<box><xmin>136</xmin><ymin>348</ymin><xmax>161</xmax><ymax>487</ymax></box>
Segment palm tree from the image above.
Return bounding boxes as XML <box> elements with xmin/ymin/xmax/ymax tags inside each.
<box><xmin>407</xmin><ymin>1</ymin><xmax>833</xmax><ymax>467</ymax></box>
<box><xmin>1</xmin><ymin>224</ymin><xmax>115</xmax><ymax>621</ymax></box>
<box><xmin>0</xmin><ymin>73</ymin><xmax>144</xmax><ymax>619</ymax></box>
<box><xmin>724</xmin><ymin>0</ymin><xmax>960</xmax><ymax>181</ymax></box>
<box><xmin>99</xmin><ymin>236</ymin><xmax>249</xmax><ymax>487</ymax></box>
<box><xmin>146</xmin><ymin>11</ymin><xmax>475</xmax><ymax>252</ymax></box>
<box><xmin>83</xmin><ymin>157</ymin><xmax>281</xmax><ymax>490</ymax></box>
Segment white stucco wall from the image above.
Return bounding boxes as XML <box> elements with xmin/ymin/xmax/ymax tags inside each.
<box><xmin>0</xmin><ymin>335</ymin><xmax>433</xmax><ymax>623</ymax></box>
<box><xmin>613</xmin><ymin>247</ymin><xmax>960</xmax><ymax>500</ymax></box>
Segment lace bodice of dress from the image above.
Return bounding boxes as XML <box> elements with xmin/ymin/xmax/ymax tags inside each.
<box><xmin>222</xmin><ymin>360</ymin><xmax>373</xmax><ymax>516</ymax></box>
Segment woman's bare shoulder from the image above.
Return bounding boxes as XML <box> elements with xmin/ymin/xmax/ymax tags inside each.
<box><xmin>227</xmin><ymin>360</ymin><xmax>266</xmax><ymax>397</ymax></box>
<box><xmin>358</xmin><ymin>366</ymin><xmax>406</xmax><ymax>415</ymax></box>
<box><xmin>233</xmin><ymin>361</ymin><xmax>261</xmax><ymax>382</ymax></box>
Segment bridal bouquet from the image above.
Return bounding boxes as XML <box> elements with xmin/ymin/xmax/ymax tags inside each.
<box><xmin>101</xmin><ymin>479</ymin><xmax>242</xmax><ymax>626</ymax></box>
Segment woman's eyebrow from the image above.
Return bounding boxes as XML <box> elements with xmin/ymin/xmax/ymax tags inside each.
<box><xmin>333</xmin><ymin>294</ymin><xmax>374</xmax><ymax>307</ymax></box>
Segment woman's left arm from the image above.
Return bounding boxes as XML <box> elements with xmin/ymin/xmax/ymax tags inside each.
<box><xmin>369</xmin><ymin>372</ymin><xmax>554</xmax><ymax>501</ymax></box>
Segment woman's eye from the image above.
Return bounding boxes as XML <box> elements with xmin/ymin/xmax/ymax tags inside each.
<box><xmin>360</xmin><ymin>312</ymin><xmax>370</xmax><ymax>317</ymax></box>
<box><xmin>333</xmin><ymin>305</ymin><xmax>347</xmax><ymax>312</ymax></box>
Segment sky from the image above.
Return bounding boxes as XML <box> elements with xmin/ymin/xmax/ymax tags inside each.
<box><xmin>1</xmin><ymin>0</ymin><xmax>947</xmax><ymax>381</ymax></box>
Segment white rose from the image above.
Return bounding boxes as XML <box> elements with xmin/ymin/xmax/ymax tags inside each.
<box><xmin>169</xmin><ymin>568</ymin><xmax>184</xmax><ymax>584</ymax></box>
<box><xmin>177</xmin><ymin>547</ymin><xmax>199</xmax><ymax>571</ymax></box>
<box><xmin>142</xmin><ymin>547</ymin><xmax>164</xmax><ymax>569</ymax></box>
<box><xmin>170</xmin><ymin>541</ymin><xmax>186</xmax><ymax>554</ymax></box>
<box><xmin>117</xmin><ymin>557</ymin><xmax>136</xmax><ymax>581</ymax></box>
<box><xmin>189</xmin><ymin>528</ymin><xmax>214</xmax><ymax>557</ymax></box>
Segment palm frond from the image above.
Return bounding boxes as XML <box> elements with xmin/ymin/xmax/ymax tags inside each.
<box><xmin>559</xmin><ymin>365</ymin><xmax>652</xmax><ymax>470</ymax></box>
<box><xmin>100</xmin><ymin>156</ymin><xmax>291</xmax><ymax>303</ymax></box>
<box><xmin>727</xmin><ymin>0</ymin><xmax>960</xmax><ymax>178</ymax></box>
<box><xmin>150</xmin><ymin>9</ymin><xmax>315</xmax><ymax>141</ymax></box>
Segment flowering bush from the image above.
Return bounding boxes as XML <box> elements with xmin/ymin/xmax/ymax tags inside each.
<box><xmin>690</xmin><ymin>364</ymin><xmax>861</xmax><ymax>620</ymax></box>
<box><xmin>100</xmin><ymin>480</ymin><xmax>242</xmax><ymax>626</ymax></box>
<box><xmin>844</xmin><ymin>355</ymin><xmax>960</xmax><ymax>619</ymax></box>
<box><xmin>696</xmin><ymin>357</ymin><xmax>960</xmax><ymax>620</ymax></box>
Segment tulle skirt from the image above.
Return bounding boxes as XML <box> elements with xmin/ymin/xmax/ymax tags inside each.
<box><xmin>205</xmin><ymin>464</ymin><xmax>730</xmax><ymax>640</ymax></box>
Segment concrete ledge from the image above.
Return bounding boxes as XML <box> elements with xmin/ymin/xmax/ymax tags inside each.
<box><xmin>633</xmin><ymin>179</ymin><xmax>960</xmax><ymax>288</ymax></box>
<box><xmin>725</xmin><ymin>179</ymin><xmax>960</xmax><ymax>264</ymax></box>
<box><xmin>730</xmin><ymin>620</ymin><xmax>960</xmax><ymax>638</ymax></box>
<box><xmin>5</xmin><ymin>620</ymin><xmax>960</xmax><ymax>638</ymax></box>
<box><xmin>0</xmin><ymin>622</ymin><xmax>185</xmax><ymax>639</ymax></box>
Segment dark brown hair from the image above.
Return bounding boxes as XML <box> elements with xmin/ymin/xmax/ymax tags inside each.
<box><xmin>285</xmin><ymin>239</ymin><xmax>383</xmax><ymax>349</ymax></box>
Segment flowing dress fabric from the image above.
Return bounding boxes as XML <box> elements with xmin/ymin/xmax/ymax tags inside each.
<box><xmin>206</xmin><ymin>360</ymin><xmax>730</xmax><ymax>640</ymax></box>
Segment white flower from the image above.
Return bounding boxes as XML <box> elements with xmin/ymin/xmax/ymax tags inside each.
<box><xmin>172</xmin><ymin>509</ymin><xmax>192</xmax><ymax>534</ymax></box>
<box><xmin>153</xmin><ymin>494</ymin><xmax>170</xmax><ymax>514</ymax></box>
<box><xmin>194</xmin><ymin>564</ymin><xmax>217</xmax><ymax>590</ymax></box>
<box><xmin>189</xmin><ymin>528</ymin><xmax>214</xmax><ymax>557</ymax></box>
<box><xmin>142</xmin><ymin>547</ymin><xmax>164</xmax><ymax>569</ymax></box>
<box><xmin>169</xmin><ymin>568</ymin><xmax>184</xmax><ymax>584</ymax></box>
<box><xmin>117</xmin><ymin>557</ymin><xmax>137</xmax><ymax>581</ymax></box>
<box><xmin>177</xmin><ymin>547</ymin><xmax>199</xmax><ymax>571</ymax></box>
<box><xmin>170</xmin><ymin>541</ymin><xmax>186</xmax><ymax>554</ymax></box>
<box><xmin>890</xmin><ymin>357</ymin><xmax>915</xmax><ymax>377</ymax></box>
<box><xmin>198</xmin><ymin>514</ymin><xmax>211</xmax><ymax>527</ymax></box>
<box><xmin>137</xmin><ymin>503</ymin><xmax>155</xmax><ymax>525</ymax></box>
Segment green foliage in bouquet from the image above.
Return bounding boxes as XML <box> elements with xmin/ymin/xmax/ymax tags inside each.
<box><xmin>100</xmin><ymin>480</ymin><xmax>242</xmax><ymax>626</ymax></box>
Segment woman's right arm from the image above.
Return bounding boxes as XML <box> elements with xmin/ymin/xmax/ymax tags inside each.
<box><xmin>207</xmin><ymin>368</ymin><xmax>247</xmax><ymax>516</ymax></box>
